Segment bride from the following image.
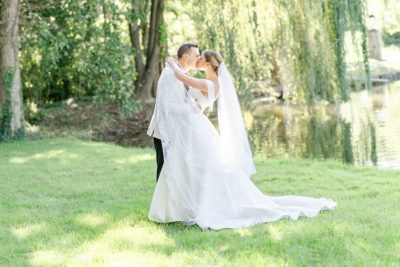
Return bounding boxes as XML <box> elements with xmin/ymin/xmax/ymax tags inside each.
<box><xmin>148</xmin><ymin>50</ymin><xmax>336</xmax><ymax>230</ymax></box>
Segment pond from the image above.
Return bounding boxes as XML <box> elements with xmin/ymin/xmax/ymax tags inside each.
<box><xmin>245</xmin><ymin>81</ymin><xmax>400</xmax><ymax>169</ymax></box>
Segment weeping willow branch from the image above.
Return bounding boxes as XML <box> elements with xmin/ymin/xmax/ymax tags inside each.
<box><xmin>187</xmin><ymin>0</ymin><xmax>370</xmax><ymax>104</ymax></box>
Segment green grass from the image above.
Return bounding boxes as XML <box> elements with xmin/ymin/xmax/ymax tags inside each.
<box><xmin>1</xmin><ymin>138</ymin><xmax>399</xmax><ymax>266</ymax></box>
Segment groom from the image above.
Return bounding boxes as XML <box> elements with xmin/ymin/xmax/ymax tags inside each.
<box><xmin>147</xmin><ymin>42</ymin><xmax>200</xmax><ymax>182</ymax></box>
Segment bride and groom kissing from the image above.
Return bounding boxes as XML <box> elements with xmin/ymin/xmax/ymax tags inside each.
<box><xmin>147</xmin><ymin>42</ymin><xmax>336</xmax><ymax>230</ymax></box>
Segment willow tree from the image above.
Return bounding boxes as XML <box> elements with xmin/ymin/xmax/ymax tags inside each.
<box><xmin>128</xmin><ymin>0</ymin><xmax>165</xmax><ymax>103</ymax></box>
<box><xmin>0</xmin><ymin>0</ymin><xmax>24</xmax><ymax>141</ymax></box>
<box><xmin>189</xmin><ymin>0</ymin><xmax>271</xmax><ymax>100</ymax></box>
<box><xmin>178</xmin><ymin>0</ymin><xmax>370</xmax><ymax>104</ymax></box>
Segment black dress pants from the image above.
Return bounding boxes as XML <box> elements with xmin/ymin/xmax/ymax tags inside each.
<box><xmin>153</xmin><ymin>137</ymin><xmax>164</xmax><ymax>182</ymax></box>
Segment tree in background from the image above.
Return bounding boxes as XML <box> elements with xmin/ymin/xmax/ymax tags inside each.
<box><xmin>15</xmin><ymin>0</ymin><xmax>372</xmax><ymax>114</ymax></box>
<box><xmin>128</xmin><ymin>0</ymin><xmax>165</xmax><ymax>103</ymax></box>
<box><xmin>19</xmin><ymin>0</ymin><xmax>136</xmax><ymax>111</ymax></box>
<box><xmin>371</xmin><ymin>0</ymin><xmax>400</xmax><ymax>46</ymax></box>
<box><xmin>19</xmin><ymin>0</ymin><xmax>166</xmax><ymax>110</ymax></box>
<box><xmin>0</xmin><ymin>0</ymin><xmax>25</xmax><ymax>141</ymax></box>
<box><xmin>174</xmin><ymin>0</ymin><xmax>370</xmax><ymax>104</ymax></box>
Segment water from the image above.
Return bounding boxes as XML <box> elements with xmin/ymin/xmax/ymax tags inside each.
<box><xmin>245</xmin><ymin>81</ymin><xmax>400</xmax><ymax>169</ymax></box>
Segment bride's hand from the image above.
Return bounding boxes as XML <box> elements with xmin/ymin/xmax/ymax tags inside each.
<box><xmin>165</xmin><ymin>56</ymin><xmax>184</xmax><ymax>76</ymax></box>
<box><xmin>165</xmin><ymin>56</ymin><xmax>175</xmax><ymax>64</ymax></box>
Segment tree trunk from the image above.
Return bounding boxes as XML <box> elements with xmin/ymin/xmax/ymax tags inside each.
<box><xmin>129</xmin><ymin>0</ymin><xmax>164</xmax><ymax>104</ymax></box>
<box><xmin>0</xmin><ymin>0</ymin><xmax>24</xmax><ymax>140</ymax></box>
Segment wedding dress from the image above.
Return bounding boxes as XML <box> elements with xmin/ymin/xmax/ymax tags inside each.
<box><xmin>148</xmin><ymin>64</ymin><xmax>336</xmax><ymax>230</ymax></box>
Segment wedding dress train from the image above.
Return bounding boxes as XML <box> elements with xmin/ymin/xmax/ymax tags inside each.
<box><xmin>148</xmin><ymin>65</ymin><xmax>336</xmax><ymax>230</ymax></box>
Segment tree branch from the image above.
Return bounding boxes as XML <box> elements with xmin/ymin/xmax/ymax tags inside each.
<box><xmin>129</xmin><ymin>0</ymin><xmax>145</xmax><ymax>79</ymax></box>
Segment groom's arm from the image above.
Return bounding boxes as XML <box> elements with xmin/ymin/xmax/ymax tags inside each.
<box><xmin>161</xmin><ymin>69</ymin><xmax>199</xmax><ymax>114</ymax></box>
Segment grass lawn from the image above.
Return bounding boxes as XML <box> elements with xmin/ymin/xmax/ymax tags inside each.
<box><xmin>0</xmin><ymin>138</ymin><xmax>399</xmax><ymax>266</ymax></box>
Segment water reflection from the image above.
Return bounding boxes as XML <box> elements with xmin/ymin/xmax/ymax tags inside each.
<box><xmin>246</xmin><ymin>81</ymin><xmax>400</xmax><ymax>169</ymax></box>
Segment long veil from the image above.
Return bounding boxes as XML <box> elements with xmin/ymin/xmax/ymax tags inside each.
<box><xmin>149</xmin><ymin>64</ymin><xmax>336</xmax><ymax>230</ymax></box>
<box><xmin>217</xmin><ymin>63</ymin><xmax>256</xmax><ymax>177</ymax></box>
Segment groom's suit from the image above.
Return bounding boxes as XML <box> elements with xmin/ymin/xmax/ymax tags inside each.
<box><xmin>147</xmin><ymin>66</ymin><xmax>192</xmax><ymax>182</ymax></box>
<box><xmin>147</xmin><ymin>96</ymin><xmax>163</xmax><ymax>182</ymax></box>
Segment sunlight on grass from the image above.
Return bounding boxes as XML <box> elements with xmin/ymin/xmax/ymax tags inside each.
<box><xmin>29</xmin><ymin>250</ymin><xmax>65</xmax><ymax>266</ymax></box>
<box><xmin>268</xmin><ymin>225</ymin><xmax>285</xmax><ymax>241</ymax></box>
<box><xmin>234</xmin><ymin>228</ymin><xmax>253</xmax><ymax>237</ymax></box>
<box><xmin>66</xmin><ymin>223</ymin><xmax>176</xmax><ymax>266</ymax></box>
<box><xmin>114</xmin><ymin>154</ymin><xmax>154</xmax><ymax>164</ymax></box>
<box><xmin>1</xmin><ymin>138</ymin><xmax>400</xmax><ymax>266</ymax></box>
<box><xmin>75</xmin><ymin>214</ymin><xmax>109</xmax><ymax>228</ymax></box>
<box><xmin>12</xmin><ymin>223</ymin><xmax>46</xmax><ymax>240</ymax></box>
<box><xmin>100</xmin><ymin>223</ymin><xmax>174</xmax><ymax>249</ymax></box>
<box><xmin>68</xmin><ymin>222</ymin><xmax>287</xmax><ymax>266</ymax></box>
<box><xmin>9</xmin><ymin>149</ymin><xmax>78</xmax><ymax>164</ymax></box>
<box><xmin>26</xmin><ymin>222</ymin><xmax>178</xmax><ymax>266</ymax></box>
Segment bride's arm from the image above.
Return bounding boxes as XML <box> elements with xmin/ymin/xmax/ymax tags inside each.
<box><xmin>166</xmin><ymin>57</ymin><xmax>209</xmax><ymax>94</ymax></box>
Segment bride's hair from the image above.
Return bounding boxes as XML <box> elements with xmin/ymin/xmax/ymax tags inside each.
<box><xmin>203</xmin><ymin>50</ymin><xmax>223</xmax><ymax>73</ymax></box>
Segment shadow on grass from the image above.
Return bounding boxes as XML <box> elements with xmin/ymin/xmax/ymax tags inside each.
<box><xmin>0</xmin><ymin>227</ymin><xmax>31</xmax><ymax>266</ymax></box>
<box><xmin>2</xmin><ymin>139</ymin><xmax>398</xmax><ymax>265</ymax></box>
<box><xmin>0</xmin><ymin>139</ymin><xmax>156</xmax><ymax>265</ymax></box>
<box><xmin>144</xmin><ymin>212</ymin><xmax>348</xmax><ymax>266</ymax></box>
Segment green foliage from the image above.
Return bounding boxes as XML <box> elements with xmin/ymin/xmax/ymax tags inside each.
<box><xmin>24</xmin><ymin>101</ymin><xmax>44</xmax><ymax>125</ymax></box>
<box><xmin>369</xmin><ymin>124</ymin><xmax>377</xmax><ymax>165</ymax></box>
<box><xmin>378</xmin><ymin>0</ymin><xmax>400</xmax><ymax>36</ymax></box>
<box><xmin>383</xmin><ymin>32</ymin><xmax>400</xmax><ymax>46</ymax></box>
<box><xmin>193</xmin><ymin>1</ymin><xmax>269</xmax><ymax>100</ymax></box>
<box><xmin>20</xmin><ymin>0</ymin><xmax>136</xmax><ymax>112</ymax></box>
<box><xmin>342</xmin><ymin>122</ymin><xmax>354</xmax><ymax>164</ymax></box>
<box><xmin>17</xmin><ymin>0</ymin><xmax>371</xmax><ymax>109</ymax></box>
<box><xmin>171</xmin><ymin>0</ymin><xmax>370</xmax><ymax>104</ymax></box>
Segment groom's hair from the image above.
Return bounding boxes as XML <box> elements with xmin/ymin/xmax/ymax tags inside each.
<box><xmin>177</xmin><ymin>42</ymin><xmax>199</xmax><ymax>59</ymax></box>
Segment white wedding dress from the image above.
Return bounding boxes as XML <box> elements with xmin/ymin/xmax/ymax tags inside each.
<box><xmin>148</xmin><ymin>64</ymin><xmax>336</xmax><ymax>230</ymax></box>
